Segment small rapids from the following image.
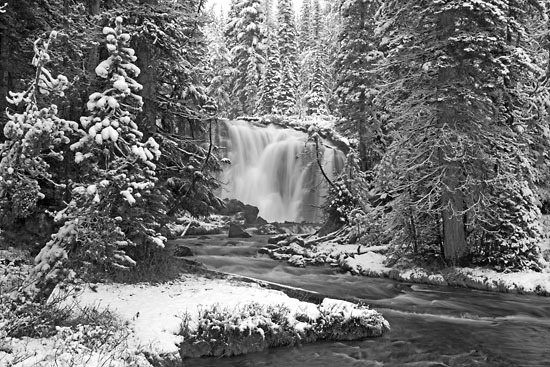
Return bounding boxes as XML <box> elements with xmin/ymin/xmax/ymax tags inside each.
<box><xmin>176</xmin><ymin>235</ymin><xmax>550</xmax><ymax>367</ymax></box>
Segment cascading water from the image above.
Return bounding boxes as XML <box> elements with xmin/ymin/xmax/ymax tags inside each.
<box><xmin>220</xmin><ymin>120</ymin><xmax>345</xmax><ymax>223</ymax></box>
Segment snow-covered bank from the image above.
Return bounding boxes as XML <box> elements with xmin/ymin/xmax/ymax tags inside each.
<box><xmin>0</xmin><ymin>271</ymin><xmax>389</xmax><ymax>366</ymax></box>
<box><xmin>264</xmin><ymin>236</ymin><xmax>550</xmax><ymax>296</ymax></box>
<box><xmin>66</xmin><ymin>275</ymin><xmax>388</xmax><ymax>360</ymax></box>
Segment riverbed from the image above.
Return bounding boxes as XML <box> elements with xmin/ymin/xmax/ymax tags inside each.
<box><xmin>173</xmin><ymin>235</ymin><xmax>550</xmax><ymax>367</ymax></box>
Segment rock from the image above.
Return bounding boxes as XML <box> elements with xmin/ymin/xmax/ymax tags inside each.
<box><xmin>220</xmin><ymin>199</ymin><xmax>246</xmax><ymax>216</ymax></box>
<box><xmin>256</xmin><ymin>216</ymin><xmax>268</xmax><ymax>226</ymax></box>
<box><xmin>228</xmin><ymin>223</ymin><xmax>251</xmax><ymax>238</ymax></box>
<box><xmin>258</xmin><ymin>244</ymin><xmax>279</xmax><ymax>255</ymax></box>
<box><xmin>268</xmin><ymin>234</ymin><xmax>289</xmax><ymax>244</ymax></box>
<box><xmin>254</xmin><ymin>223</ymin><xmax>286</xmax><ymax>235</ymax></box>
<box><xmin>288</xmin><ymin>255</ymin><xmax>306</xmax><ymax>267</ymax></box>
<box><xmin>243</xmin><ymin>204</ymin><xmax>259</xmax><ymax>225</ymax></box>
<box><xmin>173</xmin><ymin>246</ymin><xmax>193</xmax><ymax>257</ymax></box>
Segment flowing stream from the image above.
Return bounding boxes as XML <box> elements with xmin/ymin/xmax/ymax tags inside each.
<box><xmin>175</xmin><ymin>235</ymin><xmax>550</xmax><ymax>367</ymax></box>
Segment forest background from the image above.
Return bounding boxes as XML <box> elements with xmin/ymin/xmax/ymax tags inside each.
<box><xmin>1</xmin><ymin>0</ymin><xmax>550</xmax><ymax>304</ymax></box>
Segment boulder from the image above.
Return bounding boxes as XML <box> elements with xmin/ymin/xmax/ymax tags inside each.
<box><xmin>173</xmin><ymin>246</ymin><xmax>193</xmax><ymax>257</ymax></box>
<box><xmin>228</xmin><ymin>223</ymin><xmax>251</xmax><ymax>238</ymax></box>
<box><xmin>243</xmin><ymin>204</ymin><xmax>259</xmax><ymax>225</ymax></box>
<box><xmin>256</xmin><ymin>216</ymin><xmax>268</xmax><ymax>226</ymax></box>
<box><xmin>220</xmin><ymin>199</ymin><xmax>246</xmax><ymax>216</ymax></box>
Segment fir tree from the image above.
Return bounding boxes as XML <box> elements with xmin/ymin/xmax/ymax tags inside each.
<box><xmin>274</xmin><ymin>0</ymin><xmax>299</xmax><ymax>115</ymax></box>
<box><xmin>334</xmin><ymin>0</ymin><xmax>382</xmax><ymax>170</ymax></box>
<box><xmin>205</xmin><ymin>10</ymin><xmax>234</xmax><ymax>117</ymax></box>
<box><xmin>298</xmin><ymin>0</ymin><xmax>312</xmax><ymax>51</ymax></box>
<box><xmin>257</xmin><ymin>31</ymin><xmax>281</xmax><ymax>114</ymax></box>
<box><xmin>262</xmin><ymin>0</ymin><xmax>276</xmax><ymax>33</ymax></box>
<box><xmin>27</xmin><ymin>18</ymin><xmax>165</xmax><ymax>301</ymax></box>
<box><xmin>304</xmin><ymin>0</ymin><xmax>329</xmax><ymax>115</ymax></box>
<box><xmin>226</xmin><ymin>0</ymin><xmax>266</xmax><ymax>117</ymax></box>
<box><xmin>373</xmin><ymin>0</ymin><xmax>546</xmax><ymax>270</ymax></box>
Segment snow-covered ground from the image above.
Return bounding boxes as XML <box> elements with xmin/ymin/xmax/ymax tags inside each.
<box><xmin>0</xmin><ymin>274</ymin><xmax>388</xmax><ymax>366</ymax></box>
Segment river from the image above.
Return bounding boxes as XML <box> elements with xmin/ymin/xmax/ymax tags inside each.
<box><xmin>174</xmin><ymin>235</ymin><xmax>550</xmax><ymax>367</ymax></box>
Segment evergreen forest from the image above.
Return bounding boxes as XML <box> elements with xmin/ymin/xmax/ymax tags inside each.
<box><xmin>1</xmin><ymin>0</ymin><xmax>550</xmax><ymax>305</ymax></box>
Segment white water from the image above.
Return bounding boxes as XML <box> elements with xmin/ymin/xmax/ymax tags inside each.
<box><xmin>220</xmin><ymin>120</ymin><xmax>344</xmax><ymax>223</ymax></box>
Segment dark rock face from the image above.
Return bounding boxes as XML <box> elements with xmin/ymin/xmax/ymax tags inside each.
<box><xmin>173</xmin><ymin>246</ymin><xmax>193</xmax><ymax>257</ymax></box>
<box><xmin>220</xmin><ymin>199</ymin><xmax>246</xmax><ymax>216</ymax></box>
<box><xmin>256</xmin><ymin>216</ymin><xmax>268</xmax><ymax>226</ymax></box>
<box><xmin>243</xmin><ymin>204</ymin><xmax>259</xmax><ymax>225</ymax></box>
<box><xmin>228</xmin><ymin>223</ymin><xmax>251</xmax><ymax>238</ymax></box>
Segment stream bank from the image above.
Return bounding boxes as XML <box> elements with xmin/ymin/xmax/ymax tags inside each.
<box><xmin>257</xmin><ymin>232</ymin><xmax>550</xmax><ymax>297</ymax></box>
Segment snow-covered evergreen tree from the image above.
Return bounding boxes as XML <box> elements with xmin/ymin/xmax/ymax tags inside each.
<box><xmin>0</xmin><ymin>31</ymin><xmax>77</xmax><ymax>226</ymax></box>
<box><xmin>298</xmin><ymin>0</ymin><xmax>312</xmax><ymax>51</ymax></box>
<box><xmin>334</xmin><ymin>0</ymin><xmax>382</xmax><ymax>170</ymax></box>
<box><xmin>225</xmin><ymin>0</ymin><xmax>266</xmax><ymax>117</ymax></box>
<box><xmin>304</xmin><ymin>0</ymin><xmax>329</xmax><ymax>115</ymax></box>
<box><xmin>257</xmin><ymin>31</ymin><xmax>281</xmax><ymax>114</ymax></box>
<box><xmin>274</xmin><ymin>0</ymin><xmax>298</xmax><ymax>115</ymax></box>
<box><xmin>262</xmin><ymin>0</ymin><xmax>275</xmax><ymax>33</ymax></box>
<box><xmin>28</xmin><ymin>18</ymin><xmax>165</xmax><ymax>301</ymax></box>
<box><xmin>205</xmin><ymin>10</ymin><xmax>234</xmax><ymax>117</ymax></box>
<box><xmin>373</xmin><ymin>0</ymin><xmax>546</xmax><ymax>270</ymax></box>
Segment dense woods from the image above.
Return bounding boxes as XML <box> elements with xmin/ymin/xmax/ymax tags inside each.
<box><xmin>1</xmin><ymin>0</ymin><xmax>550</xmax><ymax>304</ymax></box>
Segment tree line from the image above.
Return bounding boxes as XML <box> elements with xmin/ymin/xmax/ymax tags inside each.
<box><xmin>207</xmin><ymin>0</ymin><xmax>550</xmax><ymax>272</ymax></box>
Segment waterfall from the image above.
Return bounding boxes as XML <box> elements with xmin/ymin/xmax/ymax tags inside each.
<box><xmin>220</xmin><ymin>120</ymin><xmax>345</xmax><ymax>223</ymax></box>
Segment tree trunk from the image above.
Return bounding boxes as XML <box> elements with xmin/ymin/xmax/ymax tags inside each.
<box><xmin>440</xmin><ymin>163</ymin><xmax>467</xmax><ymax>263</ymax></box>
<box><xmin>0</xmin><ymin>2</ymin><xmax>11</xmax><ymax>123</ymax></box>
<box><xmin>136</xmin><ymin>38</ymin><xmax>157</xmax><ymax>137</ymax></box>
<box><xmin>437</xmin><ymin>11</ymin><xmax>467</xmax><ymax>264</ymax></box>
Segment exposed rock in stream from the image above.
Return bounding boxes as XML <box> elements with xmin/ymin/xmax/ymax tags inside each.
<box><xmin>228</xmin><ymin>223</ymin><xmax>252</xmax><ymax>238</ymax></box>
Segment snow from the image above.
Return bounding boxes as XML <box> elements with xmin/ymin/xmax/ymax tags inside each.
<box><xmin>3</xmin><ymin>274</ymin><xmax>371</xmax><ymax>366</ymax></box>
<box><xmin>454</xmin><ymin>267</ymin><xmax>550</xmax><ymax>294</ymax></box>
<box><xmin>53</xmin><ymin>275</ymin><xmax>336</xmax><ymax>355</ymax></box>
<box><xmin>343</xmin><ymin>251</ymin><xmax>391</xmax><ymax>276</ymax></box>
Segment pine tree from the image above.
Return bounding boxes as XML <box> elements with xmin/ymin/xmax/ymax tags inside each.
<box><xmin>274</xmin><ymin>0</ymin><xmax>298</xmax><ymax>115</ymax></box>
<box><xmin>257</xmin><ymin>31</ymin><xmax>281</xmax><ymax>114</ymax></box>
<box><xmin>305</xmin><ymin>52</ymin><xmax>328</xmax><ymax>115</ymax></box>
<box><xmin>262</xmin><ymin>0</ymin><xmax>275</xmax><ymax>33</ymax></box>
<box><xmin>205</xmin><ymin>10</ymin><xmax>234</xmax><ymax>117</ymax></box>
<box><xmin>27</xmin><ymin>18</ymin><xmax>165</xmax><ymax>301</ymax></box>
<box><xmin>304</xmin><ymin>0</ymin><xmax>329</xmax><ymax>115</ymax></box>
<box><xmin>373</xmin><ymin>0</ymin><xmax>546</xmax><ymax>270</ymax></box>
<box><xmin>298</xmin><ymin>0</ymin><xmax>311</xmax><ymax>51</ymax></box>
<box><xmin>334</xmin><ymin>0</ymin><xmax>382</xmax><ymax>170</ymax></box>
<box><xmin>1</xmin><ymin>31</ymin><xmax>76</xmax><ymax>227</ymax></box>
<box><xmin>310</xmin><ymin>0</ymin><xmax>321</xmax><ymax>41</ymax></box>
<box><xmin>226</xmin><ymin>0</ymin><xmax>266</xmax><ymax>117</ymax></box>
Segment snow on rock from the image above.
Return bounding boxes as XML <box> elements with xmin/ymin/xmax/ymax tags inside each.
<box><xmin>339</xmin><ymin>251</ymin><xmax>391</xmax><ymax>277</ymax></box>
